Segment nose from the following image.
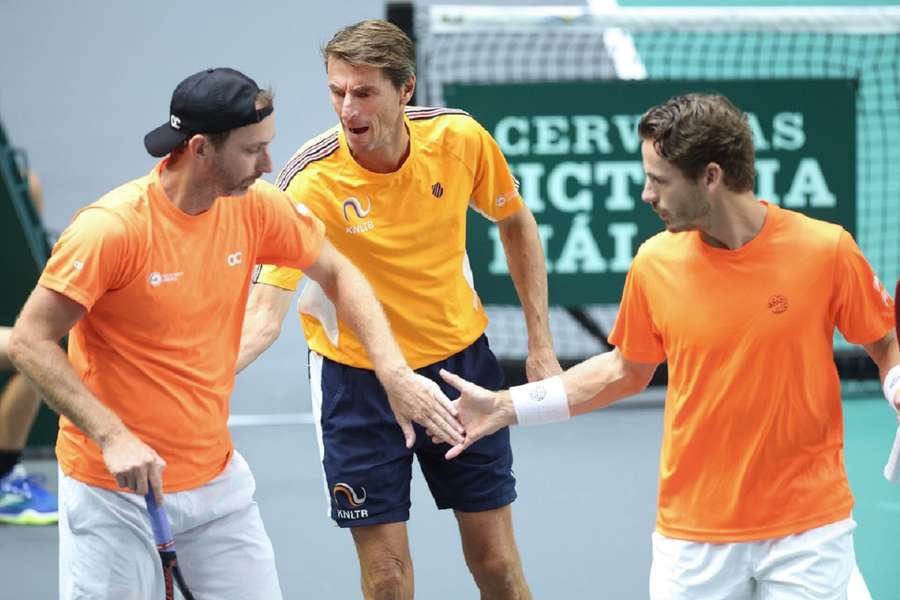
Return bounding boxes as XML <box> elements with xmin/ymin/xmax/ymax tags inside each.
<box><xmin>641</xmin><ymin>179</ymin><xmax>656</xmax><ymax>205</ymax></box>
<box><xmin>258</xmin><ymin>148</ymin><xmax>272</xmax><ymax>174</ymax></box>
<box><xmin>340</xmin><ymin>93</ymin><xmax>356</xmax><ymax>123</ymax></box>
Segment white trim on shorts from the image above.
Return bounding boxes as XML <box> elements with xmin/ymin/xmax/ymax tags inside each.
<box><xmin>308</xmin><ymin>350</ymin><xmax>334</xmax><ymax>520</ymax></box>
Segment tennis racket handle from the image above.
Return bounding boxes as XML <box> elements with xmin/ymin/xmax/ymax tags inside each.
<box><xmin>144</xmin><ymin>491</ymin><xmax>176</xmax><ymax>549</ymax></box>
<box><xmin>884</xmin><ymin>426</ymin><xmax>900</xmax><ymax>484</ymax></box>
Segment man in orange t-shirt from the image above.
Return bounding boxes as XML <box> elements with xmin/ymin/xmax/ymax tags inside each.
<box><xmin>8</xmin><ymin>68</ymin><xmax>462</xmax><ymax>600</ymax></box>
<box><xmin>438</xmin><ymin>94</ymin><xmax>899</xmax><ymax>599</ymax></box>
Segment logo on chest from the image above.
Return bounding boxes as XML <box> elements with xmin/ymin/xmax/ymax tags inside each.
<box><xmin>342</xmin><ymin>196</ymin><xmax>375</xmax><ymax>235</ymax></box>
<box><xmin>226</xmin><ymin>251</ymin><xmax>243</xmax><ymax>267</ymax></box>
<box><xmin>148</xmin><ymin>271</ymin><xmax>184</xmax><ymax>287</ymax></box>
<box><xmin>768</xmin><ymin>294</ymin><xmax>789</xmax><ymax>314</ymax></box>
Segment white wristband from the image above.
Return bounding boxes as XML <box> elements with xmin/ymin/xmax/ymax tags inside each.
<box><xmin>510</xmin><ymin>376</ymin><xmax>570</xmax><ymax>426</ymax></box>
<box><xmin>885</xmin><ymin>364</ymin><xmax>900</xmax><ymax>412</ymax></box>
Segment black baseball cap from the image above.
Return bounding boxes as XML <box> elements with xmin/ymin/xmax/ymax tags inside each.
<box><xmin>144</xmin><ymin>67</ymin><xmax>274</xmax><ymax>157</ymax></box>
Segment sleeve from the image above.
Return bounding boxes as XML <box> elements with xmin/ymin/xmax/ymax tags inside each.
<box><xmin>38</xmin><ymin>207</ymin><xmax>132</xmax><ymax>311</ymax></box>
<box><xmin>253</xmin><ymin>263</ymin><xmax>304</xmax><ymax>292</ymax></box>
<box><xmin>253</xmin><ymin>182</ymin><xmax>326</xmax><ymax>275</ymax></box>
<box><xmin>468</xmin><ymin>119</ymin><xmax>525</xmax><ymax>222</ymax></box>
<box><xmin>607</xmin><ymin>254</ymin><xmax>667</xmax><ymax>363</ymax></box>
<box><xmin>831</xmin><ymin>229</ymin><xmax>894</xmax><ymax>344</ymax></box>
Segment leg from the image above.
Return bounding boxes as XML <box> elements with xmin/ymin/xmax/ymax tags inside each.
<box><xmin>756</xmin><ymin>518</ymin><xmax>856</xmax><ymax>600</ymax></box>
<box><xmin>847</xmin><ymin>565</ymin><xmax>872</xmax><ymax>600</ymax></box>
<box><xmin>0</xmin><ymin>325</ymin><xmax>41</xmax><ymax>480</ymax></box>
<box><xmin>0</xmin><ymin>373</ymin><xmax>57</xmax><ymax>525</ymax></box>
<box><xmin>455</xmin><ymin>505</ymin><xmax>530</xmax><ymax>600</ymax></box>
<box><xmin>416</xmin><ymin>336</ymin><xmax>523</xmax><ymax>598</ymax></box>
<box><xmin>57</xmin><ymin>471</ymin><xmax>163</xmax><ymax>600</ymax></box>
<box><xmin>310</xmin><ymin>352</ymin><xmax>417</xmax><ymax>598</ymax></box>
<box><xmin>649</xmin><ymin>532</ymin><xmax>755</xmax><ymax>600</ymax></box>
<box><xmin>0</xmin><ymin>372</ymin><xmax>41</xmax><ymax>451</ymax></box>
<box><xmin>177</xmin><ymin>500</ymin><xmax>282</xmax><ymax>600</ymax></box>
<box><xmin>350</xmin><ymin>522</ymin><xmax>414</xmax><ymax>600</ymax></box>
<box><xmin>174</xmin><ymin>451</ymin><xmax>282</xmax><ymax>600</ymax></box>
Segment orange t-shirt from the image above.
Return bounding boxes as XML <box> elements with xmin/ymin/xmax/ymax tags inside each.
<box><xmin>39</xmin><ymin>160</ymin><xmax>324</xmax><ymax>492</ymax></box>
<box><xmin>609</xmin><ymin>202</ymin><xmax>894</xmax><ymax>542</ymax></box>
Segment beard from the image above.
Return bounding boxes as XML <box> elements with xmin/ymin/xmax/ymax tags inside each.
<box><xmin>664</xmin><ymin>188</ymin><xmax>711</xmax><ymax>232</ymax></box>
<box><xmin>210</xmin><ymin>156</ymin><xmax>257</xmax><ymax>198</ymax></box>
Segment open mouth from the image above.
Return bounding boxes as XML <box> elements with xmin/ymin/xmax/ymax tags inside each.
<box><xmin>348</xmin><ymin>126</ymin><xmax>369</xmax><ymax>135</ymax></box>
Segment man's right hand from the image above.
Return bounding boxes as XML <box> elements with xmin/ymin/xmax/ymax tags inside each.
<box><xmin>379</xmin><ymin>367</ymin><xmax>466</xmax><ymax>449</ymax></box>
<box><xmin>438</xmin><ymin>369</ymin><xmax>516</xmax><ymax>460</ymax></box>
<box><xmin>100</xmin><ymin>430</ymin><xmax>166</xmax><ymax>503</ymax></box>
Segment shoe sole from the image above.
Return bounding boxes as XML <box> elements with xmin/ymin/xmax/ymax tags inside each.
<box><xmin>0</xmin><ymin>510</ymin><xmax>59</xmax><ymax>526</ymax></box>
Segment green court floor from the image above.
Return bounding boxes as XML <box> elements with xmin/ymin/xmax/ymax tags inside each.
<box><xmin>844</xmin><ymin>396</ymin><xmax>900</xmax><ymax>599</ymax></box>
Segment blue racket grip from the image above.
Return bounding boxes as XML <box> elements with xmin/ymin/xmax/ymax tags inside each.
<box><xmin>144</xmin><ymin>491</ymin><xmax>175</xmax><ymax>550</ymax></box>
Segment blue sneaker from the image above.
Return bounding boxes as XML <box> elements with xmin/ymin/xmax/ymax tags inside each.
<box><xmin>0</xmin><ymin>464</ymin><xmax>59</xmax><ymax>525</ymax></box>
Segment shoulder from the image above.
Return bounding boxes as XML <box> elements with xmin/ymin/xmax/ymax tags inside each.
<box><xmin>406</xmin><ymin>105</ymin><xmax>482</xmax><ymax>142</ymax></box>
<box><xmin>772</xmin><ymin>204</ymin><xmax>844</xmax><ymax>251</ymax></box>
<box><xmin>635</xmin><ymin>231</ymin><xmax>688</xmax><ymax>261</ymax></box>
<box><xmin>275</xmin><ymin>126</ymin><xmax>342</xmax><ymax>192</ymax></box>
<box><xmin>71</xmin><ymin>176</ymin><xmax>152</xmax><ymax>237</ymax></box>
<box><xmin>405</xmin><ymin>105</ymin><xmax>471</xmax><ymax>124</ymax></box>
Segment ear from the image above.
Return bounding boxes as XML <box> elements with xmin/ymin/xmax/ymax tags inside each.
<box><xmin>401</xmin><ymin>75</ymin><xmax>416</xmax><ymax>105</ymax></box>
<box><xmin>187</xmin><ymin>134</ymin><xmax>208</xmax><ymax>159</ymax></box>
<box><xmin>704</xmin><ymin>162</ymin><xmax>724</xmax><ymax>190</ymax></box>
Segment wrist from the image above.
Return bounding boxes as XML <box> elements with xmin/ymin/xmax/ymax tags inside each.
<box><xmin>495</xmin><ymin>391</ymin><xmax>517</xmax><ymax>427</ymax></box>
<box><xmin>509</xmin><ymin>376</ymin><xmax>570</xmax><ymax>426</ymax></box>
<box><xmin>527</xmin><ymin>343</ymin><xmax>555</xmax><ymax>355</ymax></box>
<box><xmin>375</xmin><ymin>362</ymin><xmax>412</xmax><ymax>386</ymax></box>
<box><xmin>885</xmin><ymin>364</ymin><xmax>900</xmax><ymax>412</ymax></box>
<box><xmin>95</xmin><ymin>421</ymin><xmax>128</xmax><ymax>450</ymax></box>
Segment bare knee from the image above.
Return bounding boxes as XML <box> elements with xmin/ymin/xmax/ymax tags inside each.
<box><xmin>467</xmin><ymin>551</ymin><xmax>529</xmax><ymax>599</ymax></box>
<box><xmin>361</xmin><ymin>554</ymin><xmax>411</xmax><ymax>600</ymax></box>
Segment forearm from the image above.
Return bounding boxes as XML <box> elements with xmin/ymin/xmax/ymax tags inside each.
<box><xmin>325</xmin><ymin>263</ymin><xmax>408</xmax><ymax>377</ymax></box>
<box><xmin>236</xmin><ymin>283</ymin><xmax>294</xmax><ymax>375</ymax></box>
<box><xmin>492</xmin><ymin>349</ymin><xmax>655</xmax><ymax>425</ymax></box>
<box><xmin>867</xmin><ymin>330</ymin><xmax>900</xmax><ymax>409</ymax></box>
<box><xmin>0</xmin><ymin>326</ymin><xmax>12</xmax><ymax>370</ymax></box>
<box><xmin>8</xmin><ymin>333</ymin><xmax>126</xmax><ymax>447</ymax></box>
<box><xmin>878</xmin><ymin>331</ymin><xmax>900</xmax><ymax>372</ymax></box>
<box><xmin>236</xmin><ymin>309</ymin><xmax>280</xmax><ymax>374</ymax></box>
<box><xmin>561</xmin><ymin>351</ymin><xmax>652</xmax><ymax>415</ymax></box>
<box><xmin>499</xmin><ymin>211</ymin><xmax>553</xmax><ymax>351</ymax></box>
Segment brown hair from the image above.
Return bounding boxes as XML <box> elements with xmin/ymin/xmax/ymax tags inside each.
<box><xmin>322</xmin><ymin>20</ymin><xmax>415</xmax><ymax>89</ymax></box>
<box><xmin>638</xmin><ymin>94</ymin><xmax>755</xmax><ymax>192</ymax></box>
<box><xmin>206</xmin><ymin>88</ymin><xmax>274</xmax><ymax>149</ymax></box>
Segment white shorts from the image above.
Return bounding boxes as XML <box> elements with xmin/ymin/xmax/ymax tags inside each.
<box><xmin>59</xmin><ymin>451</ymin><xmax>282</xmax><ymax>600</ymax></box>
<box><xmin>649</xmin><ymin>518</ymin><xmax>872</xmax><ymax>600</ymax></box>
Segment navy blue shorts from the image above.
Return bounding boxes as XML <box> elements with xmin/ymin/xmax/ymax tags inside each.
<box><xmin>310</xmin><ymin>335</ymin><xmax>516</xmax><ymax>528</ymax></box>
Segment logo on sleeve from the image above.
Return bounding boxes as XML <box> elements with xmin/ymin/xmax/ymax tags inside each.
<box><xmin>226</xmin><ymin>252</ymin><xmax>243</xmax><ymax>267</ymax></box>
<box><xmin>72</xmin><ymin>260</ymin><xmax>84</xmax><ymax>271</ymax></box>
<box><xmin>431</xmin><ymin>182</ymin><xmax>444</xmax><ymax>198</ymax></box>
